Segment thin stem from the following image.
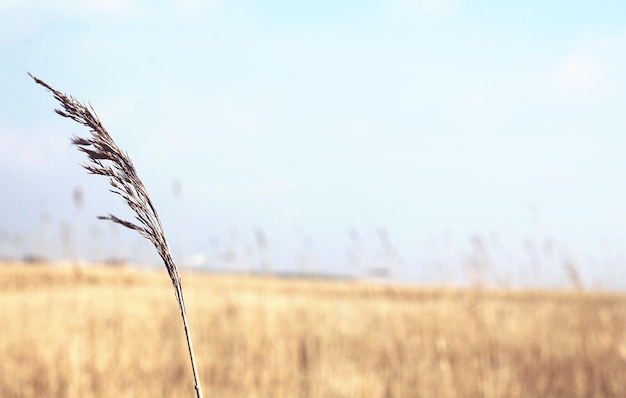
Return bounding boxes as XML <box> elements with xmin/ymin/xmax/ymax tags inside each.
<box><xmin>179</xmin><ymin>293</ymin><xmax>203</xmax><ymax>398</ymax></box>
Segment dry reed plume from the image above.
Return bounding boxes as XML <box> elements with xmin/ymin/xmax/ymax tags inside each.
<box><xmin>29</xmin><ymin>73</ymin><xmax>203</xmax><ymax>398</ymax></box>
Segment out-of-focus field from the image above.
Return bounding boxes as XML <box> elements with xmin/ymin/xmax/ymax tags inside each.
<box><xmin>1</xmin><ymin>262</ymin><xmax>626</xmax><ymax>397</ymax></box>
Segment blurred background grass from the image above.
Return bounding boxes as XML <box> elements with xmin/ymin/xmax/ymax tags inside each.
<box><xmin>1</xmin><ymin>262</ymin><xmax>625</xmax><ymax>397</ymax></box>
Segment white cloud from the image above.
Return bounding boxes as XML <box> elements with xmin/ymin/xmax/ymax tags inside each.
<box><xmin>389</xmin><ymin>0</ymin><xmax>454</xmax><ymax>14</ymax></box>
<box><xmin>96</xmin><ymin>96</ymin><xmax>140</xmax><ymax>121</ymax></box>
<box><xmin>0</xmin><ymin>130</ymin><xmax>69</xmax><ymax>172</ymax></box>
<box><xmin>556</xmin><ymin>52</ymin><xmax>606</xmax><ymax>93</ymax></box>
<box><xmin>213</xmin><ymin>93</ymin><xmax>264</xmax><ymax>141</ymax></box>
<box><xmin>201</xmin><ymin>180</ymin><xmax>235</xmax><ymax>202</ymax></box>
<box><xmin>177</xmin><ymin>0</ymin><xmax>220</xmax><ymax>15</ymax></box>
<box><xmin>0</xmin><ymin>0</ymin><xmax>136</xmax><ymax>44</ymax></box>
<box><xmin>0</xmin><ymin>0</ymin><xmax>135</xmax><ymax>14</ymax></box>
<box><xmin>0</xmin><ymin>0</ymin><xmax>20</xmax><ymax>9</ymax></box>
<box><xmin>185</xmin><ymin>178</ymin><xmax>294</xmax><ymax>203</ymax></box>
<box><xmin>76</xmin><ymin>0</ymin><xmax>134</xmax><ymax>14</ymax></box>
<box><xmin>461</xmin><ymin>87</ymin><xmax>494</xmax><ymax>118</ymax></box>
<box><xmin>165</xmin><ymin>91</ymin><xmax>265</xmax><ymax>144</ymax></box>
<box><xmin>247</xmin><ymin>179</ymin><xmax>294</xmax><ymax>200</ymax></box>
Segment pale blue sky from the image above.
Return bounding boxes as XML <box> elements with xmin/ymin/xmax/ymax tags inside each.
<box><xmin>2</xmin><ymin>1</ymin><xmax>626</xmax><ymax>288</ymax></box>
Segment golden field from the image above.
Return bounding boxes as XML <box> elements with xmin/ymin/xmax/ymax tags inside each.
<box><xmin>1</xmin><ymin>262</ymin><xmax>626</xmax><ymax>397</ymax></box>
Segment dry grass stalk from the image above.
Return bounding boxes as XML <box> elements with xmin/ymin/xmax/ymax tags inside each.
<box><xmin>3</xmin><ymin>263</ymin><xmax>626</xmax><ymax>397</ymax></box>
<box><xmin>29</xmin><ymin>73</ymin><xmax>203</xmax><ymax>398</ymax></box>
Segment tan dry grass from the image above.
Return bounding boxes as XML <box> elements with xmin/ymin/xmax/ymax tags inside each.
<box><xmin>1</xmin><ymin>262</ymin><xmax>626</xmax><ymax>397</ymax></box>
